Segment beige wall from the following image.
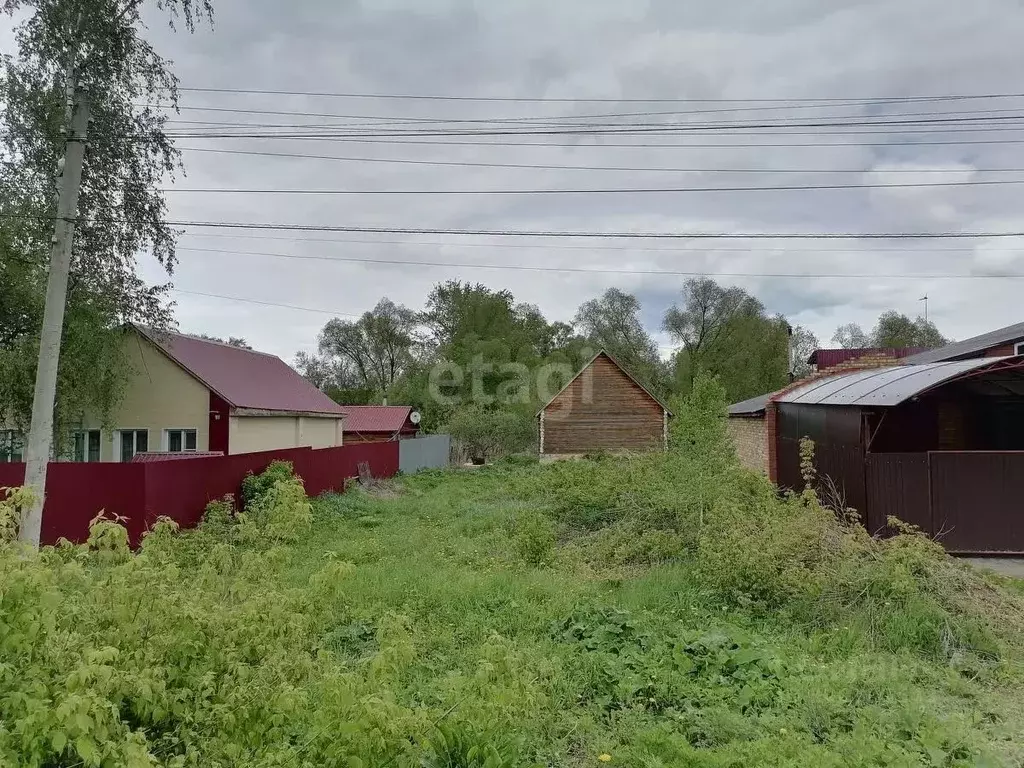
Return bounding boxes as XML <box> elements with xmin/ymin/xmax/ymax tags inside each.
<box><xmin>728</xmin><ymin>416</ymin><xmax>768</xmax><ymax>474</ymax></box>
<box><xmin>229</xmin><ymin>414</ymin><xmax>343</xmax><ymax>455</ymax></box>
<box><xmin>79</xmin><ymin>330</ymin><xmax>210</xmax><ymax>461</ymax></box>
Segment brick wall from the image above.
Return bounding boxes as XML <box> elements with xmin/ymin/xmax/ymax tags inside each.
<box><xmin>728</xmin><ymin>417</ymin><xmax>768</xmax><ymax>474</ymax></box>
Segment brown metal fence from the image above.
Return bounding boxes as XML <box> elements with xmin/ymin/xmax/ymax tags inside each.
<box><xmin>865</xmin><ymin>451</ymin><xmax>1024</xmax><ymax>554</ymax></box>
<box><xmin>865</xmin><ymin>453</ymin><xmax>930</xmax><ymax>535</ymax></box>
<box><xmin>929</xmin><ymin>452</ymin><xmax>1024</xmax><ymax>554</ymax></box>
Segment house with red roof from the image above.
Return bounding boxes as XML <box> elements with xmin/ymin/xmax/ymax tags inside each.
<box><xmin>341</xmin><ymin>405</ymin><xmax>421</xmax><ymax>444</ymax></box>
<box><xmin>47</xmin><ymin>325</ymin><xmax>348</xmax><ymax>462</ymax></box>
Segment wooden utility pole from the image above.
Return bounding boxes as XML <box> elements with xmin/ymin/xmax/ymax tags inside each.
<box><xmin>19</xmin><ymin>83</ymin><xmax>90</xmax><ymax>548</ymax></box>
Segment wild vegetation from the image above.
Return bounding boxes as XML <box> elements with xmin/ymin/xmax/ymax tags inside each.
<box><xmin>2</xmin><ymin>377</ymin><xmax>1022</xmax><ymax>766</ymax></box>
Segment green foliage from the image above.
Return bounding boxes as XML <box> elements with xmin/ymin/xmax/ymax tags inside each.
<box><xmin>3</xmin><ymin>432</ymin><xmax>1024</xmax><ymax>766</ymax></box>
<box><xmin>0</xmin><ymin>0</ymin><xmax>210</xmax><ymax>431</ymax></box>
<box><xmin>508</xmin><ymin>510</ymin><xmax>556</xmax><ymax>566</ymax></box>
<box><xmin>0</xmin><ymin>485</ymin><xmax>33</xmax><ymax>542</ymax></box>
<box><xmin>241</xmin><ymin>460</ymin><xmax>296</xmax><ymax>508</ymax></box>
<box><xmin>446</xmin><ymin>404</ymin><xmax>534</xmax><ymax>461</ymax></box>
<box><xmin>420</xmin><ymin>723</ymin><xmax>526</xmax><ymax>768</ymax></box>
<box><xmin>664</xmin><ymin>277</ymin><xmax>791</xmax><ymax>401</ymax></box>
<box><xmin>669</xmin><ymin>370</ymin><xmax>733</xmax><ymax>472</ymax></box>
<box><xmin>833</xmin><ymin>311</ymin><xmax>949</xmax><ymax>349</ymax></box>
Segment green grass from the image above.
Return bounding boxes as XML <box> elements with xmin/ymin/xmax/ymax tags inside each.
<box><xmin>5</xmin><ymin>437</ymin><xmax>1024</xmax><ymax>767</ymax></box>
<box><xmin>268</xmin><ymin>461</ymin><xmax>1024</xmax><ymax>767</ymax></box>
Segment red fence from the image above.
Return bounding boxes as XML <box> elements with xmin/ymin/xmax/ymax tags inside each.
<box><xmin>0</xmin><ymin>442</ymin><xmax>398</xmax><ymax>546</ymax></box>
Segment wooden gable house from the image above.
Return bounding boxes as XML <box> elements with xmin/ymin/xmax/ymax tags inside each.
<box><xmin>537</xmin><ymin>351</ymin><xmax>672</xmax><ymax>457</ymax></box>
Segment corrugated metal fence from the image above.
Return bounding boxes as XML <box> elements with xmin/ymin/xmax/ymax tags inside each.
<box><xmin>0</xmin><ymin>442</ymin><xmax>399</xmax><ymax>546</ymax></box>
<box><xmin>398</xmin><ymin>434</ymin><xmax>451</xmax><ymax>474</ymax></box>
<box><xmin>866</xmin><ymin>451</ymin><xmax>1024</xmax><ymax>554</ymax></box>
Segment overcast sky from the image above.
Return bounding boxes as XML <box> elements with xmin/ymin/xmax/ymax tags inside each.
<box><xmin>20</xmin><ymin>0</ymin><xmax>1024</xmax><ymax>360</ymax></box>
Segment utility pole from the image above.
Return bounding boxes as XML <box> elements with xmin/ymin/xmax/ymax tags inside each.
<box><xmin>919</xmin><ymin>295</ymin><xmax>929</xmax><ymax>323</ymax></box>
<box><xmin>19</xmin><ymin>82</ymin><xmax>90</xmax><ymax>548</ymax></box>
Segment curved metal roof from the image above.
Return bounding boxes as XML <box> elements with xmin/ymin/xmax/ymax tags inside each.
<box><xmin>776</xmin><ymin>358</ymin><xmax>1013</xmax><ymax>407</ymax></box>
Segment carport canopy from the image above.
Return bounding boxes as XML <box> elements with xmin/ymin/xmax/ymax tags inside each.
<box><xmin>776</xmin><ymin>357</ymin><xmax>1024</xmax><ymax>407</ymax></box>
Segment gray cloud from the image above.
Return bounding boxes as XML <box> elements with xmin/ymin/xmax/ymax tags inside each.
<box><xmin>126</xmin><ymin>0</ymin><xmax>1024</xmax><ymax>360</ymax></box>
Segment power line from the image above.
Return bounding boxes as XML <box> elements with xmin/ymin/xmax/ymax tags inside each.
<box><xmin>151</xmin><ymin>219</ymin><xmax>1024</xmax><ymax>239</ymax></box>
<box><xmin>159</xmin><ymin>105</ymin><xmax>1024</xmax><ymax>131</ymax></box>
<box><xmin>210</xmin><ymin>135</ymin><xmax>1024</xmax><ymax>149</ymax></box>
<box><xmin>154</xmin><ymin>113</ymin><xmax>1024</xmax><ymax>139</ymax></box>
<box><xmin>158</xmin><ymin>178</ymin><xmax>1024</xmax><ymax>194</ymax></box>
<box><xmin>7</xmin><ymin>212</ymin><xmax>1022</xmax><ymax>239</ymax></box>
<box><xmin>169</xmin><ymin>288</ymin><xmax>360</xmax><ymax>316</ymax></box>
<box><xmin>178</xmin><ymin>230</ymin><xmax>995</xmax><ymax>253</ymax></box>
<box><xmin>175</xmin><ymin>245</ymin><xmax>1024</xmax><ymax>281</ymax></box>
<box><xmin>173</xmin><ymin>87</ymin><xmax>1024</xmax><ymax>104</ymax></box>
<box><xmin>179</xmin><ymin>232</ymin><xmax>1014</xmax><ymax>253</ymax></box>
<box><xmin>177</xmin><ymin>146</ymin><xmax>1024</xmax><ymax>175</ymax></box>
<box><xmin>156</xmin><ymin>100</ymin><xmax>1024</xmax><ymax>123</ymax></box>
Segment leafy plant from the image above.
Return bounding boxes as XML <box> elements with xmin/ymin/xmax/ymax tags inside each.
<box><xmin>508</xmin><ymin>510</ymin><xmax>556</xmax><ymax>566</ymax></box>
<box><xmin>447</xmin><ymin>405</ymin><xmax>534</xmax><ymax>463</ymax></box>
<box><xmin>241</xmin><ymin>460</ymin><xmax>296</xmax><ymax>509</ymax></box>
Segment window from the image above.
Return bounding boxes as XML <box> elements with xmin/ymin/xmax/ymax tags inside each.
<box><xmin>1015</xmin><ymin>341</ymin><xmax>1024</xmax><ymax>356</ymax></box>
<box><xmin>73</xmin><ymin>430</ymin><xmax>102</xmax><ymax>462</ymax></box>
<box><xmin>0</xmin><ymin>430</ymin><xmax>23</xmax><ymax>463</ymax></box>
<box><xmin>165</xmin><ymin>428</ymin><xmax>197</xmax><ymax>452</ymax></box>
<box><xmin>117</xmin><ymin>429</ymin><xmax>148</xmax><ymax>462</ymax></box>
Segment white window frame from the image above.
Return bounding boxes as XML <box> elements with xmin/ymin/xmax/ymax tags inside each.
<box><xmin>1014</xmin><ymin>341</ymin><xmax>1024</xmax><ymax>356</ymax></box>
<box><xmin>163</xmin><ymin>428</ymin><xmax>198</xmax><ymax>453</ymax></box>
<box><xmin>115</xmin><ymin>428</ymin><xmax>149</xmax><ymax>463</ymax></box>
<box><xmin>73</xmin><ymin>429</ymin><xmax>102</xmax><ymax>463</ymax></box>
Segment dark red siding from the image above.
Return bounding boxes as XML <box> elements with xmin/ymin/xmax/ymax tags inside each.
<box><xmin>209</xmin><ymin>391</ymin><xmax>231</xmax><ymax>453</ymax></box>
<box><xmin>929</xmin><ymin>452</ymin><xmax>1024</xmax><ymax>553</ymax></box>
<box><xmin>865</xmin><ymin>453</ymin><xmax>930</xmax><ymax>534</ymax></box>
<box><xmin>775</xmin><ymin>403</ymin><xmax>868</xmax><ymax>517</ymax></box>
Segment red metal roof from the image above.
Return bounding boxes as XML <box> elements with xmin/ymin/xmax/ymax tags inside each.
<box><xmin>130</xmin><ymin>451</ymin><xmax>224</xmax><ymax>462</ymax></box>
<box><xmin>134</xmin><ymin>325</ymin><xmax>346</xmax><ymax>416</ymax></box>
<box><xmin>341</xmin><ymin>406</ymin><xmax>414</xmax><ymax>433</ymax></box>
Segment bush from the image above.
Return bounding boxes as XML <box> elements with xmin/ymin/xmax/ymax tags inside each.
<box><xmin>239</xmin><ymin>463</ymin><xmax>313</xmax><ymax>544</ymax></box>
<box><xmin>446</xmin><ymin>405</ymin><xmax>534</xmax><ymax>463</ymax></box>
<box><xmin>508</xmin><ymin>510</ymin><xmax>556</xmax><ymax>566</ymax></box>
<box><xmin>241</xmin><ymin>460</ymin><xmax>295</xmax><ymax>509</ymax></box>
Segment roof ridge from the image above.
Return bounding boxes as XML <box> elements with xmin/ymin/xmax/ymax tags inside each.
<box><xmin>135</xmin><ymin>324</ymin><xmax>280</xmax><ymax>359</ymax></box>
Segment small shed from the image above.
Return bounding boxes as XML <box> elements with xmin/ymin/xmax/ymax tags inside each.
<box><xmin>537</xmin><ymin>351</ymin><xmax>671</xmax><ymax>457</ymax></box>
<box><xmin>341</xmin><ymin>406</ymin><xmax>420</xmax><ymax>444</ymax></box>
<box><xmin>770</xmin><ymin>357</ymin><xmax>1024</xmax><ymax>554</ymax></box>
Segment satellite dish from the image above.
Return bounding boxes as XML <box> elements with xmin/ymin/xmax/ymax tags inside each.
<box><xmin>409</xmin><ymin>411</ymin><xmax>422</xmax><ymax>425</ymax></box>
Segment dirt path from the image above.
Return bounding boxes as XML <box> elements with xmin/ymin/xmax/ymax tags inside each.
<box><xmin>963</xmin><ymin>558</ymin><xmax>1024</xmax><ymax>579</ymax></box>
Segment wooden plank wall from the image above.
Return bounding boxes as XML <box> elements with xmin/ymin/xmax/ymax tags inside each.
<box><xmin>542</xmin><ymin>354</ymin><xmax>664</xmax><ymax>454</ymax></box>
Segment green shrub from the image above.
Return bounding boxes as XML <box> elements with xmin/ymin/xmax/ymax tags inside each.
<box><xmin>200</xmin><ymin>494</ymin><xmax>235</xmax><ymax>533</ymax></box>
<box><xmin>446</xmin><ymin>405</ymin><xmax>534</xmax><ymax>462</ymax></box>
<box><xmin>508</xmin><ymin>510</ymin><xmax>556</xmax><ymax>566</ymax></box>
<box><xmin>241</xmin><ymin>460</ymin><xmax>295</xmax><ymax>509</ymax></box>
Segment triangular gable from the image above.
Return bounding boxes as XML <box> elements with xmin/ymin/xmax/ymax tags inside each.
<box><xmin>536</xmin><ymin>349</ymin><xmax>673</xmax><ymax>417</ymax></box>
